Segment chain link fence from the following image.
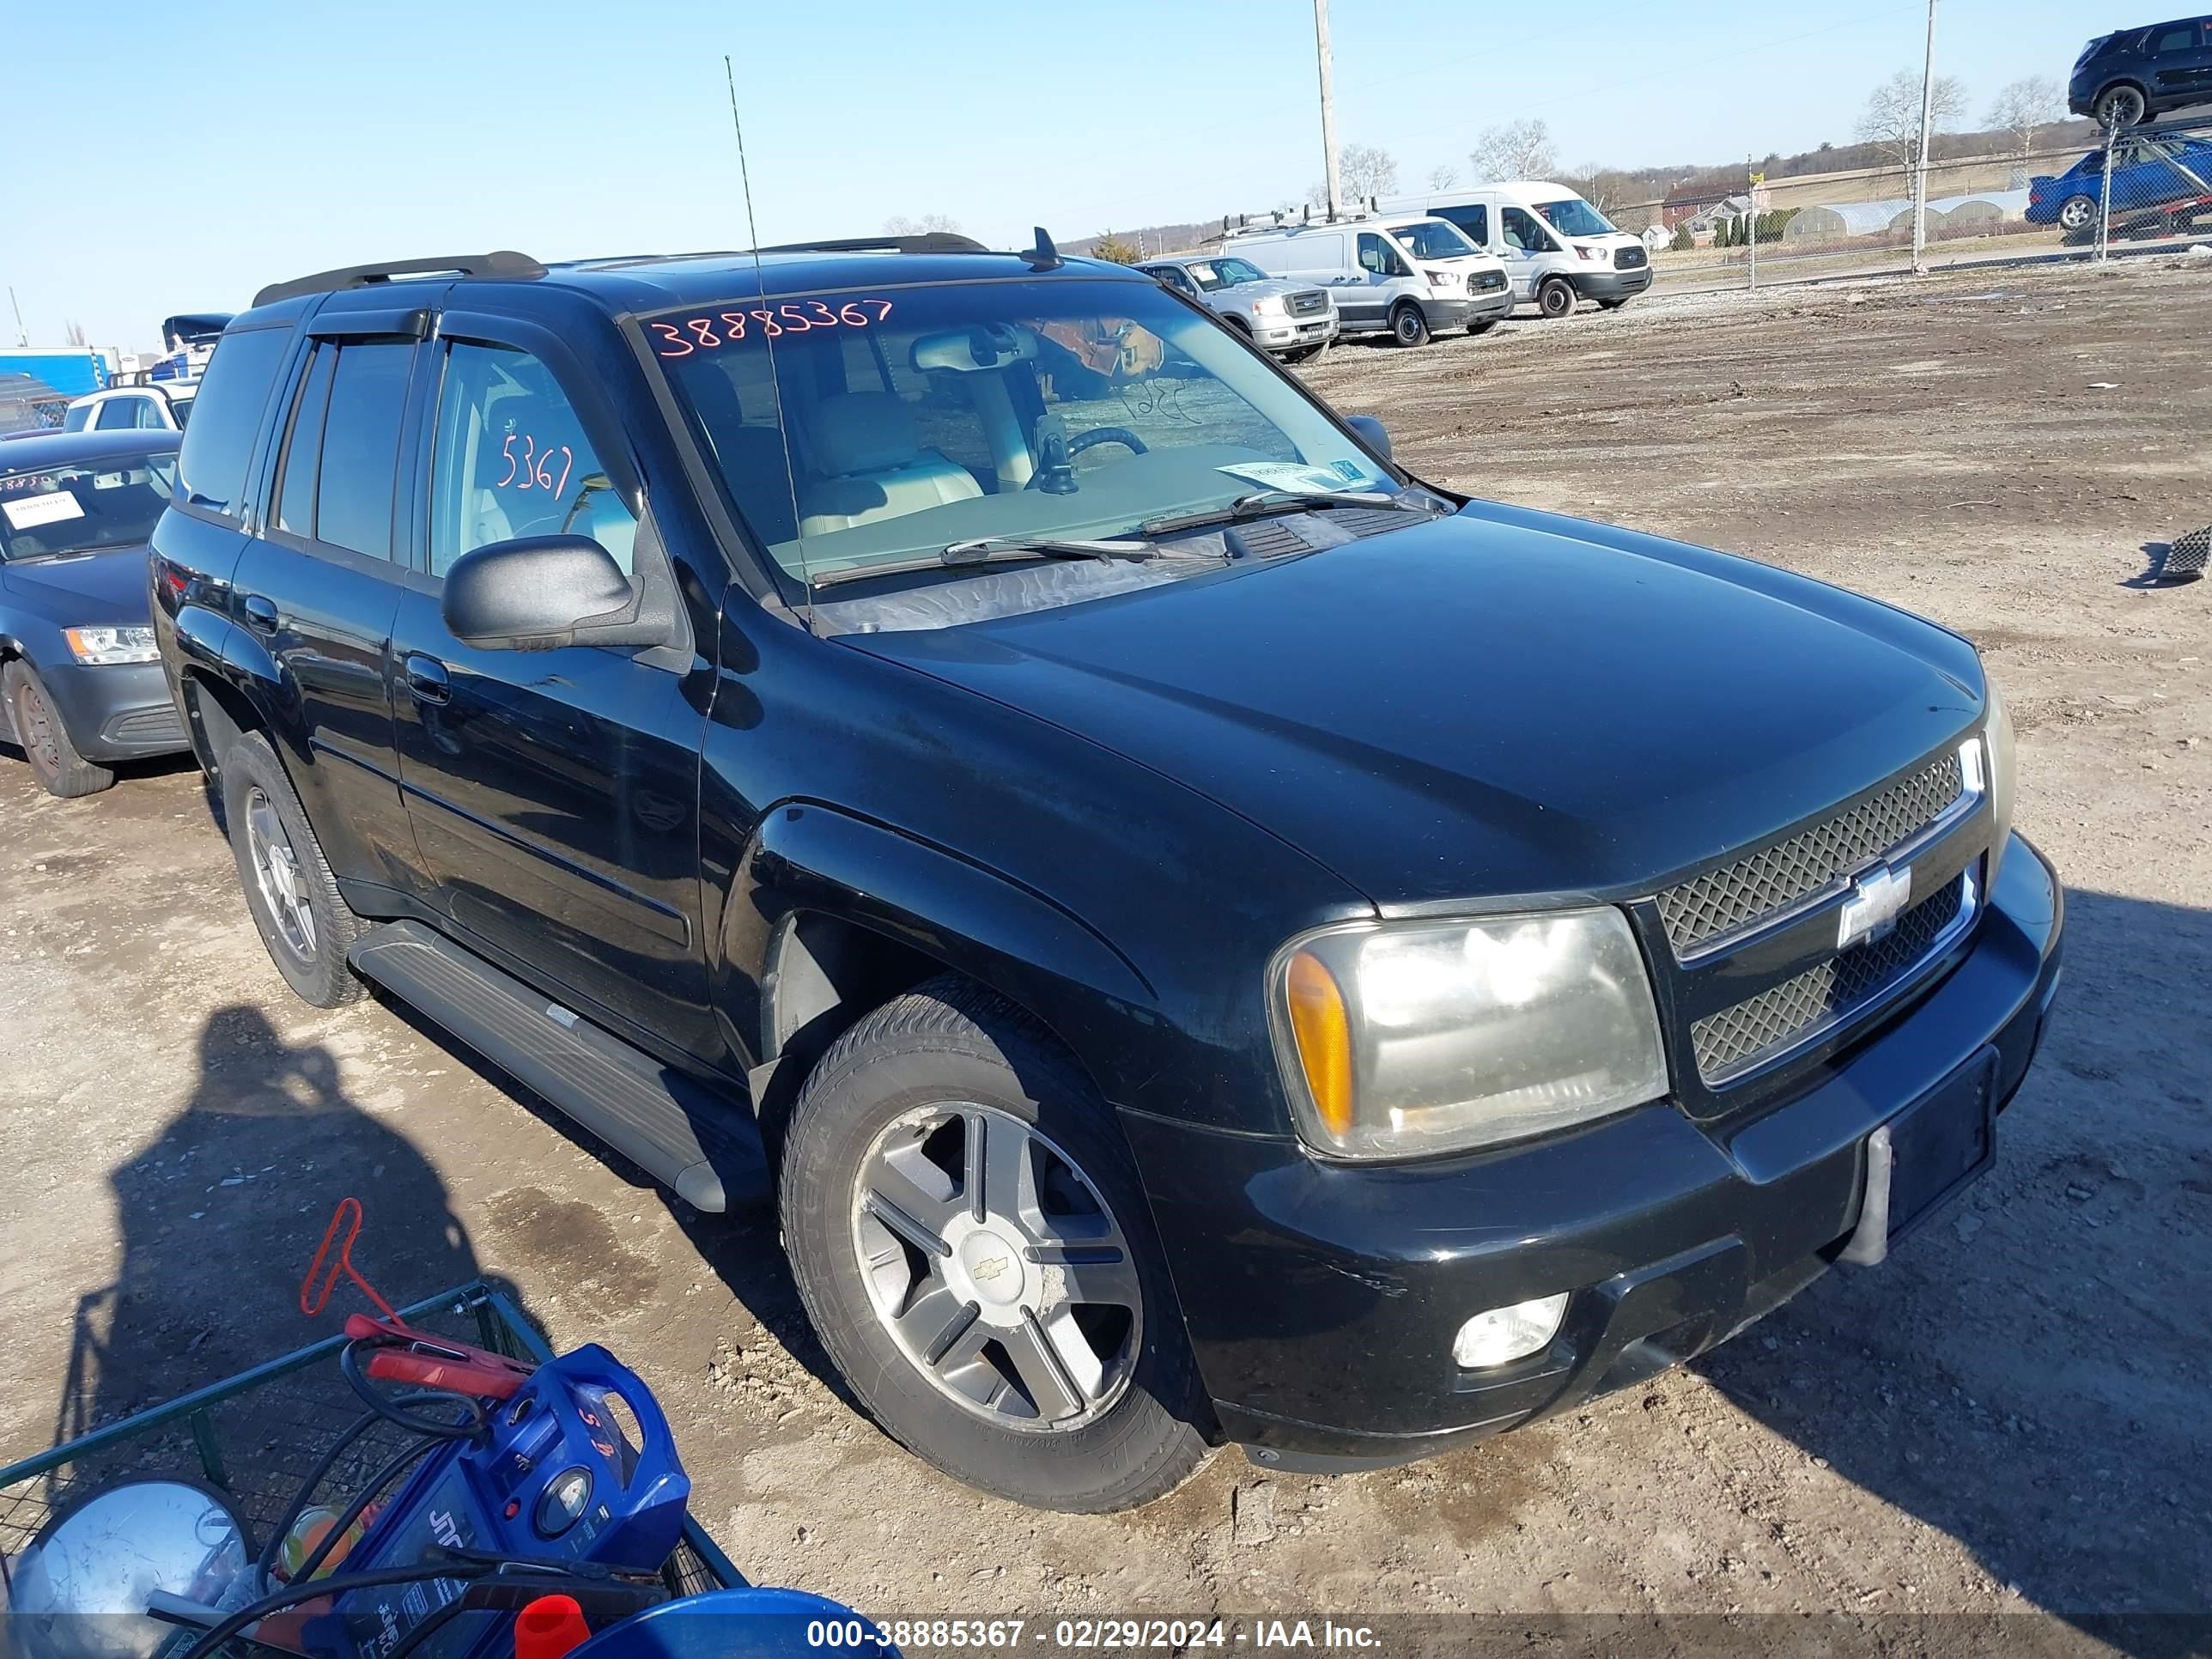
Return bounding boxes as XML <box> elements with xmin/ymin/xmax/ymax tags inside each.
<box><xmin>1601</xmin><ymin>115</ymin><xmax>2212</xmax><ymax>296</ymax></box>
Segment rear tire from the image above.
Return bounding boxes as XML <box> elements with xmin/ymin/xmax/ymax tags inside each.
<box><xmin>781</xmin><ymin>975</ymin><xmax>1210</xmax><ymax>1512</ymax></box>
<box><xmin>2057</xmin><ymin>194</ymin><xmax>2099</xmax><ymax>242</ymax></box>
<box><xmin>1538</xmin><ymin>277</ymin><xmax>1578</xmax><ymax>319</ymax></box>
<box><xmin>1389</xmin><ymin>303</ymin><xmax>1431</xmax><ymax>347</ymax></box>
<box><xmin>221</xmin><ymin>731</ymin><xmax>367</xmax><ymax>1007</ymax></box>
<box><xmin>3</xmin><ymin>660</ymin><xmax>114</xmax><ymax>799</ymax></box>
<box><xmin>2095</xmin><ymin>83</ymin><xmax>2148</xmax><ymax>129</ymax></box>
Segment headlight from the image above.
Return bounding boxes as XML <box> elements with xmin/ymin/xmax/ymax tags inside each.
<box><xmin>64</xmin><ymin>624</ymin><xmax>159</xmax><ymax>665</ymax></box>
<box><xmin>1423</xmin><ymin>268</ymin><xmax>1455</xmax><ymax>287</ymax></box>
<box><xmin>1982</xmin><ymin>672</ymin><xmax>2016</xmax><ymax>888</ymax></box>
<box><xmin>1576</xmin><ymin>245</ymin><xmax>1606</xmax><ymax>261</ymax></box>
<box><xmin>1252</xmin><ymin>295</ymin><xmax>1287</xmax><ymax>317</ymax></box>
<box><xmin>1270</xmin><ymin>908</ymin><xmax>1668</xmax><ymax>1161</ymax></box>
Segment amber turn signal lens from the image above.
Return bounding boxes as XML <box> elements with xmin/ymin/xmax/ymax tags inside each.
<box><xmin>1285</xmin><ymin>950</ymin><xmax>1354</xmax><ymax>1138</ymax></box>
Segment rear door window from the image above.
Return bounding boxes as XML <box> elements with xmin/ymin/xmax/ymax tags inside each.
<box><xmin>313</xmin><ymin>343</ymin><xmax>414</xmax><ymax>561</ymax></box>
<box><xmin>176</xmin><ymin>325</ymin><xmax>292</xmax><ymax>517</ymax></box>
<box><xmin>271</xmin><ymin>343</ymin><xmax>337</xmax><ymax>538</ymax></box>
<box><xmin>2152</xmin><ymin>23</ymin><xmax>2197</xmax><ymax>52</ymax></box>
<box><xmin>94</xmin><ymin>398</ymin><xmax>140</xmax><ymax>431</ymax></box>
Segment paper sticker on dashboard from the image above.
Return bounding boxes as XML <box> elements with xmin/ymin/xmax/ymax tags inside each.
<box><xmin>1215</xmin><ymin>461</ymin><xmax>1380</xmax><ymax>495</ymax></box>
<box><xmin>2</xmin><ymin>491</ymin><xmax>85</xmax><ymax>531</ymax></box>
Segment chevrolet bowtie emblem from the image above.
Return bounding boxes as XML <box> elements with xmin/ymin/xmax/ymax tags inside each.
<box><xmin>971</xmin><ymin>1255</ymin><xmax>1009</xmax><ymax>1283</ymax></box>
<box><xmin>1838</xmin><ymin>862</ymin><xmax>1912</xmax><ymax>950</ymax></box>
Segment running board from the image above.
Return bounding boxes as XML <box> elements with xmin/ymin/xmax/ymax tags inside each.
<box><xmin>348</xmin><ymin>921</ymin><xmax>767</xmax><ymax>1212</ymax></box>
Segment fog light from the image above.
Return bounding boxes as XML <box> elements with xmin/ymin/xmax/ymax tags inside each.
<box><xmin>1452</xmin><ymin>1293</ymin><xmax>1569</xmax><ymax>1369</ymax></box>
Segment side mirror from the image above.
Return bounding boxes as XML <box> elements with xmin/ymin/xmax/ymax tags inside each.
<box><xmin>1344</xmin><ymin>414</ymin><xmax>1392</xmax><ymax>459</ymax></box>
<box><xmin>441</xmin><ymin>535</ymin><xmax>647</xmax><ymax>652</ymax></box>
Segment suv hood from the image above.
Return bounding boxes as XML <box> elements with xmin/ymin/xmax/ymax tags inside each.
<box><xmin>1218</xmin><ymin>277</ymin><xmax>1325</xmax><ymax>305</ymax></box>
<box><xmin>851</xmin><ymin>503</ymin><xmax>1984</xmax><ymax>909</ymax></box>
<box><xmin>0</xmin><ymin>543</ymin><xmax>153</xmax><ymax>617</ymax></box>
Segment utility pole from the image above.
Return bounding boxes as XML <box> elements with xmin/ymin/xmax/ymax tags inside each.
<box><xmin>1314</xmin><ymin>0</ymin><xmax>1342</xmax><ymax>221</ymax></box>
<box><xmin>8</xmin><ymin>287</ymin><xmax>25</xmax><ymax>347</ymax></box>
<box><xmin>1911</xmin><ymin>0</ymin><xmax>1939</xmax><ymax>273</ymax></box>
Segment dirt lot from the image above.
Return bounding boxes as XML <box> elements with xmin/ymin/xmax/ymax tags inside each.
<box><xmin>2</xmin><ymin>258</ymin><xmax>2206</xmax><ymax>1655</ymax></box>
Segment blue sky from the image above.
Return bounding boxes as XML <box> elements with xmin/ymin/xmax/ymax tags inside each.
<box><xmin>13</xmin><ymin>0</ymin><xmax>2102</xmax><ymax>349</ymax></box>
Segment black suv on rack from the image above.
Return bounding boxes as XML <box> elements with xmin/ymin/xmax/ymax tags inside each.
<box><xmin>152</xmin><ymin>240</ymin><xmax>2062</xmax><ymax>1513</ymax></box>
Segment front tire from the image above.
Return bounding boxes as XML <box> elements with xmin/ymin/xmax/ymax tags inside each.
<box><xmin>221</xmin><ymin>731</ymin><xmax>367</xmax><ymax>1007</ymax></box>
<box><xmin>781</xmin><ymin>975</ymin><xmax>1209</xmax><ymax>1512</ymax></box>
<box><xmin>3</xmin><ymin>660</ymin><xmax>114</xmax><ymax>799</ymax></box>
<box><xmin>1279</xmin><ymin>341</ymin><xmax>1329</xmax><ymax>364</ymax></box>
<box><xmin>1538</xmin><ymin>277</ymin><xmax>1578</xmax><ymax>319</ymax></box>
<box><xmin>2095</xmin><ymin>83</ymin><xmax>2148</xmax><ymax>129</ymax></box>
<box><xmin>1389</xmin><ymin>302</ymin><xmax>1431</xmax><ymax>347</ymax></box>
<box><xmin>1466</xmin><ymin>319</ymin><xmax>1500</xmax><ymax>336</ymax></box>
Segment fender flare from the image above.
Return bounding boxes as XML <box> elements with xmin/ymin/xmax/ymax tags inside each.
<box><xmin>721</xmin><ymin>800</ymin><xmax>1155</xmax><ymax>1103</ymax></box>
<box><xmin>169</xmin><ymin>605</ymin><xmax>287</xmax><ymax>769</ymax></box>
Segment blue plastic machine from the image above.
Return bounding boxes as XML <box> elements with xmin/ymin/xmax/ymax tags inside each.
<box><xmin>302</xmin><ymin>1346</ymin><xmax>690</xmax><ymax>1659</ymax></box>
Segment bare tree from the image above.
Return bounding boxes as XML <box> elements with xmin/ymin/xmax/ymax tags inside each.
<box><xmin>1337</xmin><ymin>143</ymin><xmax>1401</xmax><ymax>202</ymax></box>
<box><xmin>883</xmin><ymin>213</ymin><xmax>963</xmax><ymax>236</ymax></box>
<box><xmin>64</xmin><ymin>320</ymin><xmax>88</xmax><ymax>347</ymax></box>
<box><xmin>1855</xmin><ymin>69</ymin><xmax>1969</xmax><ymax>179</ymax></box>
<box><xmin>1468</xmin><ymin>119</ymin><xmax>1559</xmax><ymax>184</ymax></box>
<box><xmin>1426</xmin><ymin>161</ymin><xmax>1460</xmax><ymax>191</ymax></box>
<box><xmin>1986</xmin><ymin>76</ymin><xmax>2063</xmax><ymax>162</ymax></box>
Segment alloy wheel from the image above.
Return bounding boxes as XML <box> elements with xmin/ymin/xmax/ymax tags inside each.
<box><xmin>245</xmin><ymin>787</ymin><xmax>317</xmax><ymax>958</ymax></box>
<box><xmin>14</xmin><ymin>681</ymin><xmax>61</xmax><ymax>774</ymax></box>
<box><xmin>2059</xmin><ymin>197</ymin><xmax>2096</xmax><ymax>233</ymax></box>
<box><xmin>850</xmin><ymin>1103</ymin><xmax>1142</xmax><ymax>1432</ymax></box>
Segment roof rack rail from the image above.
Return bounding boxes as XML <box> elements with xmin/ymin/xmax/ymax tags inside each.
<box><xmin>758</xmin><ymin>233</ymin><xmax>988</xmax><ymax>256</ymax></box>
<box><xmin>252</xmin><ymin>251</ymin><xmax>548</xmax><ymax>309</ymax></box>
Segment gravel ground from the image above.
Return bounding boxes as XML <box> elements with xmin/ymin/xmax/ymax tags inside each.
<box><xmin>1</xmin><ymin>257</ymin><xmax>2205</xmax><ymax>1657</ymax></box>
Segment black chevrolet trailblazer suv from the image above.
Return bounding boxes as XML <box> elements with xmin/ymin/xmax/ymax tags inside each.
<box><xmin>151</xmin><ymin>239</ymin><xmax>2063</xmax><ymax>1512</ymax></box>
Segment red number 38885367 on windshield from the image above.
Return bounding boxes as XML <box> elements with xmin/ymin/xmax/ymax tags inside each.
<box><xmin>647</xmin><ymin>298</ymin><xmax>893</xmax><ymax>357</ymax></box>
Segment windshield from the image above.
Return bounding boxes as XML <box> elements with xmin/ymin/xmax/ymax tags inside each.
<box><xmin>648</xmin><ymin>277</ymin><xmax>1395</xmax><ymax>593</ymax></box>
<box><xmin>0</xmin><ymin>452</ymin><xmax>178</xmax><ymax>560</ymax></box>
<box><xmin>1534</xmin><ymin>198</ymin><xmax>1617</xmax><ymax>239</ymax></box>
<box><xmin>1186</xmin><ymin>257</ymin><xmax>1269</xmax><ymax>291</ymax></box>
<box><xmin>1390</xmin><ymin>220</ymin><xmax>1479</xmax><ymax>260</ymax></box>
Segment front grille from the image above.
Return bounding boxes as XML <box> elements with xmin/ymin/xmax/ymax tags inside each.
<box><xmin>1656</xmin><ymin>751</ymin><xmax>1966</xmax><ymax>957</ymax></box>
<box><xmin>1616</xmin><ymin>246</ymin><xmax>1650</xmax><ymax>270</ymax></box>
<box><xmin>1690</xmin><ymin>874</ymin><xmax>1968</xmax><ymax>1083</ymax></box>
<box><xmin>1473</xmin><ymin>270</ymin><xmax>1508</xmax><ymax>293</ymax></box>
<box><xmin>1290</xmin><ymin>291</ymin><xmax>1330</xmax><ymax>316</ymax></box>
<box><xmin>101</xmin><ymin>705</ymin><xmax>185</xmax><ymax>744</ymax></box>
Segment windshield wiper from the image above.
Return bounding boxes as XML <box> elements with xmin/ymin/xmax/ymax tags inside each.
<box><xmin>939</xmin><ymin>535</ymin><xmax>1160</xmax><ymax>565</ymax></box>
<box><xmin>1137</xmin><ymin>488</ymin><xmax>1404</xmax><ymax>538</ymax></box>
<box><xmin>806</xmin><ymin>537</ymin><xmax>1179</xmax><ymax>592</ymax></box>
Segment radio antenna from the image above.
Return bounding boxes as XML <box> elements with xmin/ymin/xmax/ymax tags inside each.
<box><xmin>726</xmin><ymin>54</ymin><xmax>814</xmax><ymax>612</ymax></box>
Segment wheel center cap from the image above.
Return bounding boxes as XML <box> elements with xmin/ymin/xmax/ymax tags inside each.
<box><xmin>957</xmin><ymin>1229</ymin><xmax>1026</xmax><ymax>1308</ymax></box>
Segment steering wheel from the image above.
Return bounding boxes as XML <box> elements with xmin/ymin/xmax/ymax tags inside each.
<box><xmin>1067</xmin><ymin>427</ymin><xmax>1147</xmax><ymax>459</ymax></box>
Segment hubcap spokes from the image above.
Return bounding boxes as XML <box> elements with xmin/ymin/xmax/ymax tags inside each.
<box><xmin>853</xmin><ymin>1105</ymin><xmax>1141</xmax><ymax>1431</ymax></box>
<box><xmin>246</xmin><ymin>788</ymin><xmax>316</xmax><ymax>957</ymax></box>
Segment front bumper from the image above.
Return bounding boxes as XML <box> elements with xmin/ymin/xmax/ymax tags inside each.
<box><xmin>20</xmin><ymin>658</ymin><xmax>188</xmax><ymax>762</ymax></box>
<box><xmin>1255</xmin><ymin>315</ymin><xmax>1340</xmax><ymax>351</ymax></box>
<box><xmin>1122</xmin><ymin>832</ymin><xmax>2063</xmax><ymax>1468</ymax></box>
<box><xmin>1571</xmin><ymin>265</ymin><xmax>1655</xmax><ymax>301</ymax></box>
<box><xmin>1416</xmin><ymin>296</ymin><xmax>1483</xmax><ymax>330</ymax></box>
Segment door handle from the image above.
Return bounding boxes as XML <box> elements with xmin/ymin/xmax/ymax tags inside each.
<box><xmin>241</xmin><ymin>595</ymin><xmax>279</xmax><ymax>634</ymax></box>
<box><xmin>404</xmin><ymin>653</ymin><xmax>451</xmax><ymax>706</ymax></box>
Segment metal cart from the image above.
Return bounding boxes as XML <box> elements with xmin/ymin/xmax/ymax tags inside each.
<box><xmin>0</xmin><ymin>1279</ymin><xmax>742</xmax><ymax>1601</ymax></box>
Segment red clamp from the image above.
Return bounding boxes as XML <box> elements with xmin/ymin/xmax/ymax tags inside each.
<box><xmin>302</xmin><ymin>1198</ymin><xmax>533</xmax><ymax>1401</ymax></box>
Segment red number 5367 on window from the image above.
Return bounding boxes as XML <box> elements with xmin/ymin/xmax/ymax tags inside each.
<box><xmin>647</xmin><ymin>298</ymin><xmax>894</xmax><ymax>357</ymax></box>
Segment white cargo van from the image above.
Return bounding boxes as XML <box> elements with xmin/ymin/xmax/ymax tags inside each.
<box><xmin>1224</xmin><ymin>214</ymin><xmax>1511</xmax><ymax>346</ymax></box>
<box><xmin>1377</xmin><ymin>182</ymin><xmax>1653</xmax><ymax>319</ymax></box>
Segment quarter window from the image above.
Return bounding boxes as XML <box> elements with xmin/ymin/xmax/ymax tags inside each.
<box><xmin>175</xmin><ymin>326</ymin><xmax>291</xmax><ymax>517</ymax></box>
<box><xmin>428</xmin><ymin>343</ymin><xmax>636</xmax><ymax>580</ymax></box>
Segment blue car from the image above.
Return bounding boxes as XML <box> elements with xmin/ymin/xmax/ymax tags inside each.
<box><xmin>2027</xmin><ymin>132</ymin><xmax>2212</xmax><ymax>240</ymax></box>
<box><xmin>0</xmin><ymin>430</ymin><xmax>191</xmax><ymax>796</ymax></box>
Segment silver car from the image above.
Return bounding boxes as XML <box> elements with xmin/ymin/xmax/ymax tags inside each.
<box><xmin>1137</xmin><ymin>256</ymin><xmax>1338</xmax><ymax>362</ymax></box>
